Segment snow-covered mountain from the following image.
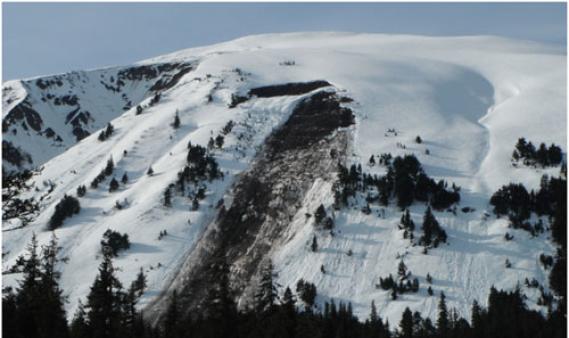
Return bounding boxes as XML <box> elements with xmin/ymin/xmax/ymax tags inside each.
<box><xmin>2</xmin><ymin>32</ymin><xmax>566</xmax><ymax>325</ymax></box>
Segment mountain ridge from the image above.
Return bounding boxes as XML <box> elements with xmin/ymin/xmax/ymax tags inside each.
<box><xmin>2</xmin><ymin>32</ymin><xmax>565</xmax><ymax>324</ymax></box>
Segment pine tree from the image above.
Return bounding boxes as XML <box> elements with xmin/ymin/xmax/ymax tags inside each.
<box><xmin>191</xmin><ymin>197</ymin><xmax>199</xmax><ymax>211</ymax></box>
<box><xmin>105</xmin><ymin>157</ymin><xmax>114</xmax><ymax>176</ymax></box>
<box><xmin>70</xmin><ymin>300</ymin><xmax>90</xmax><ymax>338</ymax></box>
<box><xmin>121</xmin><ymin>172</ymin><xmax>128</xmax><ymax>184</ymax></box>
<box><xmin>172</xmin><ymin>111</ymin><xmax>181</xmax><ymax>129</ymax></box>
<box><xmin>370</xmin><ymin>300</ymin><xmax>379</xmax><ymax>324</ymax></box>
<box><xmin>437</xmin><ymin>292</ymin><xmax>449</xmax><ymax>338</ymax></box>
<box><xmin>163</xmin><ymin>290</ymin><xmax>181</xmax><ymax>338</ymax></box>
<box><xmin>15</xmin><ymin>234</ymin><xmax>42</xmax><ymax>338</ymax></box>
<box><xmin>205</xmin><ymin>259</ymin><xmax>238</xmax><ymax>338</ymax></box>
<box><xmin>311</xmin><ymin>236</ymin><xmax>318</xmax><ymax>252</ymax></box>
<box><xmin>77</xmin><ymin>185</ymin><xmax>87</xmax><ymax>197</ymax></box>
<box><xmin>86</xmin><ymin>250</ymin><xmax>126</xmax><ymax>338</ymax></box>
<box><xmin>420</xmin><ymin>206</ymin><xmax>446</xmax><ymax>247</ymax></box>
<box><xmin>398</xmin><ymin>260</ymin><xmax>407</xmax><ymax>279</ymax></box>
<box><xmin>38</xmin><ymin>233</ymin><xmax>69</xmax><ymax>338</ymax></box>
<box><xmin>163</xmin><ymin>187</ymin><xmax>172</xmax><ymax>207</ymax></box>
<box><xmin>471</xmin><ymin>300</ymin><xmax>484</xmax><ymax>332</ymax></box>
<box><xmin>147</xmin><ymin>166</ymin><xmax>154</xmax><ymax>176</ymax></box>
<box><xmin>207</xmin><ymin>137</ymin><xmax>215</xmax><ymax>151</ymax></box>
<box><xmin>314</xmin><ymin>204</ymin><xmax>327</xmax><ymax>225</ymax></box>
<box><xmin>215</xmin><ymin>134</ymin><xmax>225</xmax><ymax>149</ymax></box>
<box><xmin>369</xmin><ymin>155</ymin><xmax>376</xmax><ymax>166</ymax></box>
<box><xmin>400</xmin><ymin>209</ymin><xmax>415</xmax><ymax>231</ymax></box>
<box><xmin>48</xmin><ymin>194</ymin><xmax>81</xmax><ymax>230</ymax></box>
<box><xmin>126</xmin><ymin>268</ymin><xmax>147</xmax><ymax>299</ymax></box>
<box><xmin>105</xmin><ymin>123</ymin><xmax>114</xmax><ymax>139</ymax></box>
<box><xmin>255</xmin><ymin>259</ymin><xmax>278</xmax><ymax>314</ymax></box>
<box><xmin>399</xmin><ymin>307</ymin><xmax>414</xmax><ymax>338</ymax></box>
<box><xmin>109</xmin><ymin>178</ymin><xmax>119</xmax><ymax>192</ymax></box>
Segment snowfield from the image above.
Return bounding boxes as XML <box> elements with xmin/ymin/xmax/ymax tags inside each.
<box><xmin>2</xmin><ymin>32</ymin><xmax>566</xmax><ymax>324</ymax></box>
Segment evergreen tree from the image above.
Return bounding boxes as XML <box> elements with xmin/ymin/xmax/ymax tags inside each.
<box><xmin>548</xmin><ymin>144</ymin><xmax>563</xmax><ymax>165</ymax></box>
<box><xmin>70</xmin><ymin>300</ymin><xmax>90</xmax><ymax>338</ymax></box>
<box><xmin>48</xmin><ymin>195</ymin><xmax>81</xmax><ymax>230</ymax></box>
<box><xmin>163</xmin><ymin>187</ymin><xmax>172</xmax><ymax>207</ymax></box>
<box><xmin>314</xmin><ymin>204</ymin><xmax>327</xmax><ymax>225</ymax></box>
<box><xmin>86</xmin><ymin>250</ymin><xmax>126</xmax><ymax>338</ymax></box>
<box><xmin>109</xmin><ymin>178</ymin><xmax>119</xmax><ymax>192</ymax></box>
<box><xmin>163</xmin><ymin>291</ymin><xmax>181</xmax><ymax>338</ymax></box>
<box><xmin>311</xmin><ymin>236</ymin><xmax>318</xmax><ymax>252</ymax></box>
<box><xmin>369</xmin><ymin>155</ymin><xmax>376</xmax><ymax>166</ymax></box>
<box><xmin>172</xmin><ymin>111</ymin><xmax>181</xmax><ymax>129</ymax></box>
<box><xmin>10</xmin><ymin>234</ymin><xmax>70</xmax><ymax>338</ymax></box>
<box><xmin>255</xmin><ymin>259</ymin><xmax>278</xmax><ymax>314</ymax></box>
<box><xmin>105</xmin><ymin>157</ymin><xmax>114</xmax><ymax>176</ymax></box>
<box><xmin>420</xmin><ymin>207</ymin><xmax>446</xmax><ymax>247</ymax></box>
<box><xmin>471</xmin><ymin>300</ymin><xmax>484</xmax><ymax>333</ymax></box>
<box><xmin>77</xmin><ymin>185</ymin><xmax>87</xmax><ymax>197</ymax></box>
<box><xmin>398</xmin><ymin>260</ymin><xmax>407</xmax><ymax>279</ymax></box>
<box><xmin>131</xmin><ymin>268</ymin><xmax>147</xmax><ymax>298</ymax></box>
<box><xmin>147</xmin><ymin>166</ymin><xmax>154</xmax><ymax>176</ymax></box>
<box><xmin>437</xmin><ymin>292</ymin><xmax>449</xmax><ymax>338</ymax></box>
<box><xmin>100</xmin><ymin>229</ymin><xmax>130</xmax><ymax>257</ymax></box>
<box><xmin>215</xmin><ymin>134</ymin><xmax>225</xmax><ymax>149</ymax></box>
<box><xmin>399</xmin><ymin>307</ymin><xmax>413</xmax><ymax>338</ymax></box>
<box><xmin>15</xmin><ymin>234</ymin><xmax>43</xmax><ymax>338</ymax></box>
<box><xmin>536</xmin><ymin>143</ymin><xmax>549</xmax><ymax>167</ymax></box>
<box><xmin>121</xmin><ymin>172</ymin><xmax>128</xmax><ymax>184</ymax></box>
<box><xmin>296</xmin><ymin>279</ymin><xmax>317</xmax><ymax>310</ymax></box>
<box><xmin>204</xmin><ymin>259</ymin><xmax>238</xmax><ymax>338</ymax></box>
<box><xmin>38</xmin><ymin>233</ymin><xmax>69</xmax><ymax>338</ymax></box>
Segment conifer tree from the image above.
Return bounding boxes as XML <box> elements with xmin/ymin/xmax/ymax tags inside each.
<box><xmin>38</xmin><ymin>233</ymin><xmax>69</xmax><ymax>338</ymax></box>
<box><xmin>15</xmin><ymin>234</ymin><xmax>42</xmax><ymax>338</ymax></box>
<box><xmin>121</xmin><ymin>172</ymin><xmax>128</xmax><ymax>184</ymax></box>
<box><xmin>86</xmin><ymin>249</ymin><xmax>126</xmax><ymax>338</ymax></box>
<box><xmin>163</xmin><ymin>291</ymin><xmax>181</xmax><ymax>338</ymax></box>
<box><xmin>398</xmin><ymin>260</ymin><xmax>407</xmax><ymax>279</ymax></box>
<box><xmin>399</xmin><ymin>307</ymin><xmax>414</xmax><ymax>338</ymax></box>
<box><xmin>255</xmin><ymin>259</ymin><xmax>278</xmax><ymax>314</ymax></box>
<box><xmin>420</xmin><ymin>206</ymin><xmax>447</xmax><ymax>247</ymax></box>
<box><xmin>109</xmin><ymin>178</ymin><xmax>119</xmax><ymax>192</ymax></box>
<box><xmin>105</xmin><ymin>157</ymin><xmax>114</xmax><ymax>176</ymax></box>
<box><xmin>131</xmin><ymin>268</ymin><xmax>147</xmax><ymax>298</ymax></box>
<box><xmin>77</xmin><ymin>185</ymin><xmax>87</xmax><ymax>197</ymax></box>
<box><xmin>437</xmin><ymin>292</ymin><xmax>449</xmax><ymax>338</ymax></box>
<box><xmin>215</xmin><ymin>134</ymin><xmax>225</xmax><ymax>149</ymax></box>
<box><xmin>314</xmin><ymin>204</ymin><xmax>327</xmax><ymax>225</ymax></box>
<box><xmin>70</xmin><ymin>300</ymin><xmax>90</xmax><ymax>338</ymax></box>
<box><xmin>147</xmin><ymin>166</ymin><xmax>154</xmax><ymax>176</ymax></box>
<box><xmin>163</xmin><ymin>187</ymin><xmax>172</xmax><ymax>207</ymax></box>
<box><xmin>471</xmin><ymin>300</ymin><xmax>484</xmax><ymax>332</ymax></box>
<box><xmin>172</xmin><ymin>111</ymin><xmax>181</xmax><ymax>129</ymax></box>
<box><xmin>311</xmin><ymin>236</ymin><xmax>318</xmax><ymax>252</ymax></box>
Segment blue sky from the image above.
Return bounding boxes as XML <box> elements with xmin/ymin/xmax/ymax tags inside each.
<box><xmin>3</xmin><ymin>2</ymin><xmax>566</xmax><ymax>80</ymax></box>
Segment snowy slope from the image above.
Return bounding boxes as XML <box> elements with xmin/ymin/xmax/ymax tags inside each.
<box><xmin>2</xmin><ymin>61</ymin><xmax>195</xmax><ymax>172</ymax></box>
<box><xmin>2</xmin><ymin>32</ymin><xmax>566</xmax><ymax>324</ymax></box>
